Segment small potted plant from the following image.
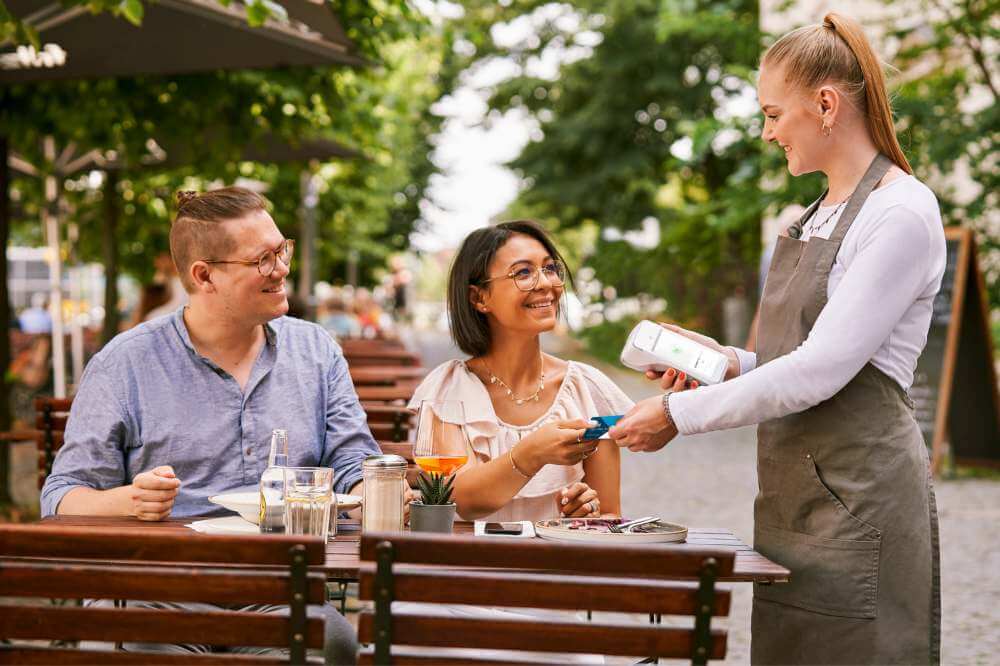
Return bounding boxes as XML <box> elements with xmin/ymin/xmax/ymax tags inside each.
<box><xmin>410</xmin><ymin>471</ymin><xmax>457</xmax><ymax>533</ymax></box>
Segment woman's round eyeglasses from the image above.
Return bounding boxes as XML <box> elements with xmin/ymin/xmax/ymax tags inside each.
<box><xmin>481</xmin><ymin>260</ymin><xmax>565</xmax><ymax>292</ymax></box>
<box><xmin>204</xmin><ymin>239</ymin><xmax>295</xmax><ymax>277</ymax></box>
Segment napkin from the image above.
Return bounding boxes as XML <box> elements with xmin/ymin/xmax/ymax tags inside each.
<box><xmin>186</xmin><ymin>516</ymin><xmax>259</xmax><ymax>535</ymax></box>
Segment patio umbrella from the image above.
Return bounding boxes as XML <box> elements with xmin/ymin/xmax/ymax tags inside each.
<box><xmin>0</xmin><ymin>0</ymin><xmax>363</xmax><ymax>83</ymax></box>
<box><xmin>0</xmin><ymin>0</ymin><xmax>363</xmax><ymax>398</ymax></box>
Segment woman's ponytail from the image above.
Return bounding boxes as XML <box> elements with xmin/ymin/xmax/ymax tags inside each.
<box><xmin>763</xmin><ymin>12</ymin><xmax>912</xmax><ymax>174</ymax></box>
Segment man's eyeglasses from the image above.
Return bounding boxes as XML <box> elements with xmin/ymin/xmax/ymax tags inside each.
<box><xmin>204</xmin><ymin>239</ymin><xmax>295</xmax><ymax>277</ymax></box>
<box><xmin>481</xmin><ymin>260</ymin><xmax>566</xmax><ymax>292</ymax></box>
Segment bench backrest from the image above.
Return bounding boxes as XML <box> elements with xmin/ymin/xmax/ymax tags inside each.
<box><xmin>344</xmin><ymin>350</ymin><xmax>422</xmax><ymax>367</ymax></box>
<box><xmin>34</xmin><ymin>397</ymin><xmax>73</xmax><ymax>489</ymax></box>
<box><xmin>364</xmin><ymin>405</ymin><xmax>415</xmax><ymax>443</ymax></box>
<box><xmin>0</xmin><ymin>524</ymin><xmax>327</xmax><ymax>664</ymax></box>
<box><xmin>357</xmin><ymin>532</ymin><xmax>733</xmax><ymax>665</ymax></box>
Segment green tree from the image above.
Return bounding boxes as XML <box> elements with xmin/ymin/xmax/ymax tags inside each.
<box><xmin>439</xmin><ymin>0</ymin><xmax>997</xmax><ymax>359</ymax></box>
<box><xmin>887</xmin><ymin>0</ymin><xmax>998</xmax><ymax>311</ymax></box>
<box><xmin>442</xmin><ymin>0</ymin><xmax>768</xmax><ymax>339</ymax></box>
<box><xmin>1</xmin><ymin>2</ymin><xmax>439</xmax><ymax>287</ymax></box>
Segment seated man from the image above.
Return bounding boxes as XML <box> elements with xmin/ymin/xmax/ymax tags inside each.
<box><xmin>41</xmin><ymin>186</ymin><xmax>379</xmax><ymax>665</ymax></box>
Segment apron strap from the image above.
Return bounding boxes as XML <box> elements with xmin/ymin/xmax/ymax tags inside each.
<box><xmin>786</xmin><ymin>194</ymin><xmax>826</xmax><ymax>240</ymax></box>
<box><xmin>784</xmin><ymin>154</ymin><xmax>893</xmax><ymax>242</ymax></box>
<box><xmin>828</xmin><ymin>153</ymin><xmax>893</xmax><ymax>244</ymax></box>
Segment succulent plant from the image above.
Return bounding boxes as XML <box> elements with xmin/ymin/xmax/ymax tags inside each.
<box><xmin>416</xmin><ymin>471</ymin><xmax>455</xmax><ymax>505</ymax></box>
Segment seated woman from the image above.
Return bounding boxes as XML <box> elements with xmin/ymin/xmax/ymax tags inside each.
<box><xmin>411</xmin><ymin>220</ymin><xmax>671</xmax><ymax>522</ymax></box>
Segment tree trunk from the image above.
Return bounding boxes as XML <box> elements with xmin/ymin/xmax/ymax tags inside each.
<box><xmin>0</xmin><ymin>136</ymin><xmax>14</xmax><ymax>503</ymax></box>
<box><xmin>101</xmin><ymin>170</ymin><xmax>120</xmax><ymax>347</ymax></box>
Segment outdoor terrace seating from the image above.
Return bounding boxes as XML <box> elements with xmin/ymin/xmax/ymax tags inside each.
<box><xmin>0</xmin><ymin>523</ymin><xmax>327</xmax><ymax>664</ymax></box>
<box><xmin>357</xmin><ymin>532</ymin><xmax>734</xmax><ymax>665</ymax></box>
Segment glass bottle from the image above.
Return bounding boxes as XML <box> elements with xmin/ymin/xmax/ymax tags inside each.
<box><xmin>259</xmin><ymin>429</ymin><xmax>288</xmax><ymax>533</ymax></box>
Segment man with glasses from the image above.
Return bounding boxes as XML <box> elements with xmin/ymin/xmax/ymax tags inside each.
<box><xmin>41</xmin><ymin>187</ymin><xmax>376</xmax><ymax>664</ymax></box>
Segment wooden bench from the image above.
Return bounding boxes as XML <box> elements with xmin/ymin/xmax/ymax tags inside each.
<box><xmin>355</xmin><ymin>385</ymin><xmax>417</xmax><ymax>405</ymax></box>
<box><xmin>0</xmin><ymin>523</ymin><xmax>328</xmax><ymax>664</ymax></box>
<box><xmin>364</xmin><ymin>405</ymin><xmax>414</xmax><ymax>443</ymax></box>
<box><xmin>344</xmin><ymin>350</ymin><xmax>422</xmax><ymax>368</ymax></box>
<box><xmin>350</xmin><ymin>367</ymin><xmax>426</xmax><ymax>387</ymax></box>
<box><xmin>340</xmin><ymin>339</ymin><xmax>407</xmax><ymax>353</ymax></box>
<box><xmin>0</xmin><ymin>397</ymin><xmax>73</xmax><ymax>490</ymax></box>
<box><xmin>357</xmin><ymin>532</ymin><xmax>733</xmax><ymax>665</ymax></box>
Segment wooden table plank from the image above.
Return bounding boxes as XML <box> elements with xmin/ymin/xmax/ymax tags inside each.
<box><xmin>38</xmin><ymin>516</ymin><xmax>789</xmax><ymax>584</ymax></box>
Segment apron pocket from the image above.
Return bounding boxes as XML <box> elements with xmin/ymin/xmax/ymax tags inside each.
<box><xmin>755</xmin><ymin>524</ymin><xmax>880</xmax><ymax>619</ymax></box>
<box><xmin>808</xmin><ymin>457</ymin><xmax>881</xmax><ymax>539</ymax></box>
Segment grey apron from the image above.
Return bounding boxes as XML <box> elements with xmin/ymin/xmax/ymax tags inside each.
<box><xmin>751</xmin><ymin>154</ymin><xmax>941</xmax><ymax>665</ymax></box>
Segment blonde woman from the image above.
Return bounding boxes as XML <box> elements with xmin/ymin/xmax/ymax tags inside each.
<box><xmin>611</xmin><ymin>13</ymin><xmax>942</xmax><ymax>664</ymax></box>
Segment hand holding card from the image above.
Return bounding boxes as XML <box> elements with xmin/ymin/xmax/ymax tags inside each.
<box><xmin>582</xmin><ymin>415</ymin><xmax>623</xmax><ymax>440</ymax></box>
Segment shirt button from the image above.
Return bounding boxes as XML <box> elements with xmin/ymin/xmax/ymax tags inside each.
<box><xmin>246</xmin><ymin>448</ymin><xmax>252</xmax><ymax>455</ymax></box>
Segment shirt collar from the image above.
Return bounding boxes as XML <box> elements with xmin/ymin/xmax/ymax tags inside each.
<box><xmin>172</xmin><ymin>306</ymin><xmax>281</xmax><ymax>354</ymax></box>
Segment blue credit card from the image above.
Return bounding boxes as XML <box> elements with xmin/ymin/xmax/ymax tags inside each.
<box><xmin>582</xmin><ymin>415</ymin><xmax>623</xmax><ymax>440</ymax></box>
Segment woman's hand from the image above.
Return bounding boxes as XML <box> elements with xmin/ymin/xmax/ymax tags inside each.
<box><xmin>644</xmin><ymin>323</ymin><xmax>740</xmax><ymax>385</ymax></box>
<box><xmin>609</xmin><ymin>395</ymin><xmax>678</xmax><ymax>453</ymax></box>
<box><xmin>557</xmin><ymin>481</ymin><xmax>601</xmax><ymax>518</ymax></box>
<box><xmin>516</xmin><ymin>419</ymin><xmax>594</xmax><ymax>473</ymax></box>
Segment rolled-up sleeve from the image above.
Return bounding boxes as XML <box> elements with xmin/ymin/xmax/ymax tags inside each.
<box><xmin>40</xmin><ymin>363</ymin><xmax>129</xmax><ymax>516</ymax></box>
<box><xmin>321</xmin><ymin>349</ymin><xmax>379</xmax><ymax>494</ymax></box>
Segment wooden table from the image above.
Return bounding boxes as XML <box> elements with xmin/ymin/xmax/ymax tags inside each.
<box><xmin>42</xmin><ymin>516</ymin><xmax>789</xmax><ymax>584</ymax></box>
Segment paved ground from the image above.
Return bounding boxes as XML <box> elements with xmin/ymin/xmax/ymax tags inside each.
<box><xmin>406</xmin><ymin>325</ymin><xmax>1000</xmax><ymax>665</ymax></box>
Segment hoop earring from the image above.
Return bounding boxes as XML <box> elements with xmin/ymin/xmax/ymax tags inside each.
<box><xmin>822</xmin><ymin>124</ymin><xmax>832</xmax><ymax>137</ymax></box>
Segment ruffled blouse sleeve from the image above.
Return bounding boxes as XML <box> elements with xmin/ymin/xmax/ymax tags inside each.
<box><xmin>408</xmin><ymin>359</ymin><xmax>499</xmax><ymax>463</ymax></box>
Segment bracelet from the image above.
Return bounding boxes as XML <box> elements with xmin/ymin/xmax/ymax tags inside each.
<box><xmin>661</xmin><ymin>390</ymin><xmax>676</xmax><ymax>430</ymax></box>
<box><xmin>509</xmin><ymin>447</ymin><xmax>532</xmax><ymax>480</ymax></box>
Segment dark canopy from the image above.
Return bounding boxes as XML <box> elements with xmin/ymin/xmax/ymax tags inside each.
<box><xmin>0</xmin><ymin>0</ymin><xmax>364</xmax><ymax>83</ymax></box>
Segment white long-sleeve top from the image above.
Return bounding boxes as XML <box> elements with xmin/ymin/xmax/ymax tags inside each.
<box><xmin>671</xmin><ymin>175</ymin><xmax>946</xmax><ymax>435</ymax></box>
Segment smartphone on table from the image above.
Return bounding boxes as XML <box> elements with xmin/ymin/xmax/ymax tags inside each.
<box><xmin>484</xmin><ymin>522</ymin><xmax>524</xmax><ymax>536</ymax></box>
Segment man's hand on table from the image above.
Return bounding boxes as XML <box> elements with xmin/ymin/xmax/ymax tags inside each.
<box><xmin>130</xmin><ymin>465</ymin><xmax>181</xmax><ymax>521</ymax></box>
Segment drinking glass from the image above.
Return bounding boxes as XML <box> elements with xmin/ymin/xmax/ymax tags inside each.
<box><xmin>283</xmin><ymin>467</ymin><xmax>335</xmax><ymax>541</ymax></box>
<box><xmin>413</xmin><ymin>400</ymin><xmax>469</xmax><ymax>476</ymax></box>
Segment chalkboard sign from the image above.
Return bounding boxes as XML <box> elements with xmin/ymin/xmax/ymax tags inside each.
<box><xmin>910</xmin><ymin>227</ymin><xmax>999</xmax><ymax>472</ymax></box>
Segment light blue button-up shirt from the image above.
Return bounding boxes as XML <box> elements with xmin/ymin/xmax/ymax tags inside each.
<box><xmin>41</xmin><ymin>308</ymin><xmax>379</xmax><ymax>518</ymax></box>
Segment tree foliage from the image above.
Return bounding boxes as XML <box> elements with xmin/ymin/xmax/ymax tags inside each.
<box><xmin>0</xmin><ymin>1</ymin><xmax>442</xmax><ymax>288</ymax></box>
<box><xmin>886</xmin><ymin>0</ymin><xmax>998</xmax><ymax>309</ymax></box>
<box><xmin>442</xmin><ymin>0</ymin><xmax>769</xmax><ymax>336</ymax></box>
<box><xmin>439</xmin><ymin>0</ymin><xmax>998</xmax><ymax>341</ymax></box>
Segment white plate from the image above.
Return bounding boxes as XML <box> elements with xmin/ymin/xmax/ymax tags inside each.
<box><xmin>186</xmin><ymin>516</ymin><xmax>259</xmax><ymax>535</ymax></box>
<box><xmin>534</xmin><ymin>518</ymin><xmax>687</xmax><ymax>544</ymax></box>
<box><xmin>208</xmin><ymin>491</ymin><xmax>362</xmax><ymax>524</ymax></box>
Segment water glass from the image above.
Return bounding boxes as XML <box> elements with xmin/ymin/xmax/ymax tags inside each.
<box><xmin>283</xmin><ymin>467</ymin><xmax>335</xmax><ymax>541</ymax></box>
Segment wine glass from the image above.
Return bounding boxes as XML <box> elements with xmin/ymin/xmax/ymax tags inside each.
<box><xmin>413</xmin><ymin>400</ymin><xmax>469</xmax><ymax>477</ymax></box>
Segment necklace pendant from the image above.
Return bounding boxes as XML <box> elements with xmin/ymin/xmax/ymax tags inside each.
<box><xmin>534</xmin><ymin>394</ymin><xmax>540</xmax><ymax>401</ymax></box>
<box><xmin>516</xmin><ymin>399</ymin><xmax>524</xmax><ymax>406</ymax></box>
<box><xmin>490</xmin><ymin>375</ymin><xmax>497</xmax><ymax>384</ymax></box>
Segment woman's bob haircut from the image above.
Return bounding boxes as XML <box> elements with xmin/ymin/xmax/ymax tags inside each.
<box><xmin>447</xmin><ymin>220</ymin><xmax>573</xmax><ymax>358</ymax></box>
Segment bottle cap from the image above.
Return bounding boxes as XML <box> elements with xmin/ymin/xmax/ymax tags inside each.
<box><xmin>363</xmin><ymin>454</ymin><xmax>407</xmax><ymax>470</ymax></box>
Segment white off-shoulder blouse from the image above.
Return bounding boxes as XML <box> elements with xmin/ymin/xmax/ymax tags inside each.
<box><xmin>408</xmin><ymin>359</ymin><xmax>634</xmax><ymax>522</ymax></box>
